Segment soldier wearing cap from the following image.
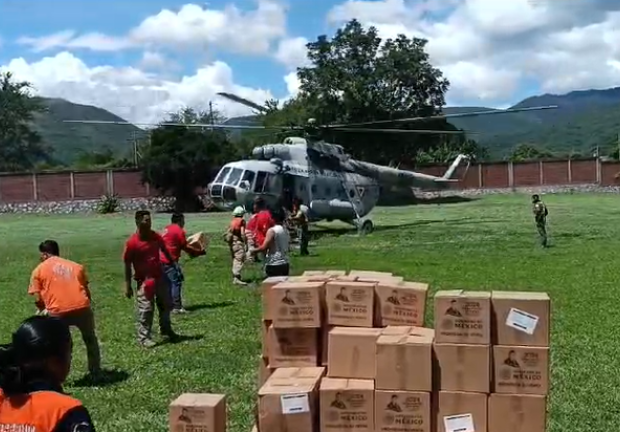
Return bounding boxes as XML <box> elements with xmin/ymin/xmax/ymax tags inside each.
<box><xmin>532</xmin><ymin>194</ymin><xmax>549</xmax><ymax>247</ymax></box>
<box><xmin>224</xmin><ymin>206</ymin><xmax>248</xmax><ymax>285</ymax></box>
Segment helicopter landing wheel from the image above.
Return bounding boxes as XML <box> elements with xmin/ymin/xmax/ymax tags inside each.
<box><xmin>358</xmin><ymin>219</ymin><xmax>374</xmax><ymax>235</ymax></box>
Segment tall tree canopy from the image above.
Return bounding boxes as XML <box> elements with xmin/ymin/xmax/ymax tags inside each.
<box><xmin>140</xmin><ymin>107</ymin><xmax>239</xmax><ymax>211</ymax></box>
<box><xmin>0</xmin><ymin>72</ymin><xmax>51</xmax><ymax>171</ymax></box>
<box><xmin>262</xmin><ymin>19</ymin><xmax>464</xmax><ymax>165</ymax></box>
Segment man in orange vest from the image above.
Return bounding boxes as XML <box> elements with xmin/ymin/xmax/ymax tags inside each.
<box><xmin>28</xmin><ymin>240</ymin><xmax>102</xmax><ymax>376</ymax></box>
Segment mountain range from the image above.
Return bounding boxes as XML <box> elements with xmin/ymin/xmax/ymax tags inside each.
<box><xmin>30</xmin><ymin>87</ymin><xmax>620</xmax><ymax>164</ymax></box>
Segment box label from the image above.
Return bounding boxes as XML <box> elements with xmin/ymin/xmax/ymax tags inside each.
<box><xmin>505</xmin><ymin>308</ymin><xmax>538</xmax><ymax>335</ymax></box>
<box><xmin>443</xmin><ymin>413</ymin><xmax>474</xmax><ymax>432</ymax></box>
<box><xmin>281</xmin><ymin>393</ymin><xmax>310</xmax><ymax>414</ymax></box>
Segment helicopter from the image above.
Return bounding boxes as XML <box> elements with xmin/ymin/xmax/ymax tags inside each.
<box><xmin>63</xmin><ymin>96</ymin><xmax>557</xmax><ymax>234</ymax></box>
<box><xmin>202</xmin><ymin>93</ymin><xmax>558</xmax><ymax>234</ymax></box>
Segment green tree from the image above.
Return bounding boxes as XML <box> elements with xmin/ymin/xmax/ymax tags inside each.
<box><xmin>0</xmin><ymin>72</ymin><xmax>51</xmax><ymax>171</ymax></box>
<box><xmin>509</xmin><ymin>143</ymin><xmax>555</xmax><ymax>162</ymax></box>
<box><xmin>140</xmin><ymin>108</ymin><xmax>238</xmax><ymax>211</ymax></box>
<box><xmin>73</xmin><ymin>147</ymin><xmax>133</xmax><ymax>169</ymax></box>
<box><xmin>281</xmin><ymin>19</ymin><xmax>453</xmax><ymax>165</ymax></box>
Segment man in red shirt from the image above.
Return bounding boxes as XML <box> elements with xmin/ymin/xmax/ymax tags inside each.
<box><xmin>123</xmin><ymin>210</ymin><xmax>178</xmax><ymax>348</ymax></box>
<box><xmin>161</xmin><ymin>212</ymin><xmax>205</xmax><ymax>314</ymax></box>
<box><xmin>250</xmin><ymin>197</ymin><xmax>274</xmax><ymax>262</ymax></box>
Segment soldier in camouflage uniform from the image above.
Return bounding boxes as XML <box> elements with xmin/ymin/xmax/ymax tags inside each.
<box><xmin>532</xmin><ymin>194</ymin><xmax>548</xmax><ymax>247</ymax></box>
<box><xmin>225</xmin><ymin>206</ymin><xmax>248</xmax><ymax>285</ymax></box>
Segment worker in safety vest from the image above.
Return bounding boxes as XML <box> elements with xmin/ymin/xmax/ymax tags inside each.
<box><xmin>224</xmin><ymin>206</ymin><xmax>248</xmax><ymax>285</ymax></box>
<box><xmin>0</xmin><ymin>315</ymin><xmax>96</xmax><ymax>432</ymax></box>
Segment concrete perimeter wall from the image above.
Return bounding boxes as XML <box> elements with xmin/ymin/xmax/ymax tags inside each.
<box><xmin>1</xmin><ymin>159</ymin><xmax>619</xmax><ymax>213</ymax></box>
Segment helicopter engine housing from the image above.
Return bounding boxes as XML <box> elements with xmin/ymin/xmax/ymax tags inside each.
<box><xmin>310</xmin><ymin>199</ymin><xmax>356</xmax><ymax>220</ymax></box>
<box><xmin>251</xmin><ymin>145</ymin><xmax>290</xmax><ymax>160</ymax></box>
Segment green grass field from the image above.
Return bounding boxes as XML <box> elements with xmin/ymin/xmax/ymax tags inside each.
<box><xmin>0</xmin><ymin>193</ymin><xmax>617</xmax><ymax>432</ymax></box>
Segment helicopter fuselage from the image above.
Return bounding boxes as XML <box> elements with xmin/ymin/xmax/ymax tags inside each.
<box><xmin>207</xmin><ymin>159</ymin><xmax>379</xmax><ymax>222</ymax></box>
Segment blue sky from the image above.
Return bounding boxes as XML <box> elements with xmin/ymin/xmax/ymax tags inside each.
<box><xmin>0</xmin><ymin>0</ymin><xmax>618</xmax><ymax>123</ymax></box>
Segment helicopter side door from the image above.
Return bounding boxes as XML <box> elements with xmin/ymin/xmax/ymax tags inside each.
<box><xmin>254</xmin><ymin>170</ymin><xmax>283</xmax><ymax>210</ymax></box>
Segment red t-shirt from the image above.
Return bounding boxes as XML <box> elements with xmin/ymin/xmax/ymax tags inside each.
<box><xmin>254</xmin><ymin>210</ymin><xmax>275</xmax><ymax>245</ymax></box>
<box><xmin>160</xmin><ymin>223</ymin><xmax>187</xmax><ymax>264</ymax></box>
<box><xmin>123</xmin><ymin>230</ymin><xmax>165</xmax><ymax>281</ymax></box>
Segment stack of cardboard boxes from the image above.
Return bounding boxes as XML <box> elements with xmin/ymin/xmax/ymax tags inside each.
<box><xmin>255</xmin><ymin>273</ymin><xmax>550</xmax><ymax>432</ymax></box>
<box><xmin>488</xmin><ymin>292</ymin><xmax>550</xmax><ymax>432</ymax></box>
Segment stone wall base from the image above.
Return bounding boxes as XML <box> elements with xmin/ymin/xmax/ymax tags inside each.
<box><xmin>0</xmin><ymin>185</ymin><xmax>618</xmax><ymax>214</ymax></box>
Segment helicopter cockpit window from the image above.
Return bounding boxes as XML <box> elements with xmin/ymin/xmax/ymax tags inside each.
<box><xmin>214</xmin><ymin>167</ymin><xmax>230</xmax><ymax>183</ymax></box>
<box><xmin>255</xmin><ymin>171</ymin><xmax>268</xmax><ymax>192</ymax></box>
<box><xmin>225</xmin><ymin>168</ymin><xmax>243</xmax><ymax>186</ymax></box>
<box><xmin>241</xmin><ymin>170</ymin><xmax>255</xmax><ymax>188</ymax></box>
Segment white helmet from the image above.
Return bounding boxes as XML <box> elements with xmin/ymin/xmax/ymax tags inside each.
<box><xmin>232</xmin><ymin>206</ymin><xmax>245</xmax><ymax>217</ymax></box>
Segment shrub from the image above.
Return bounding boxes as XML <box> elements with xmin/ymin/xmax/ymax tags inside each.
<box><xmin>97</xmin><ymin>193</ymin><xmax>120</xmax><ymax>214</ymax></box>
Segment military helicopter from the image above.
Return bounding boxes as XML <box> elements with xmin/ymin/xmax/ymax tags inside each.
<box><xmin>64</xmin><ymin>96</ymin><xmax>557</xmax><ymax>234</ymax></box>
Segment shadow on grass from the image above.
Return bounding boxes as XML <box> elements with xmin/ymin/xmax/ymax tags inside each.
<box><xmin>166</xmin><ymin>334</ymin><xmax>204</xmax><ymax>345</ymax></box>
<box><xmin>185</xmin><ymin>301</ymin><xmax>235</xmax><ymax>312</ymax></box>
<box><xmin>72</xmin><ymin>368</ymin><xmax>130</xmax><ymax>388</ymax></box>
<box><xmin>311</xmin><ymin>216</ymin><xmax>501</xmax><ymax>240</ymax></box>
<box><xmin>379</xmin><ymin>195</ymin><xmax>478</xmax><ymax>207</ymax></box>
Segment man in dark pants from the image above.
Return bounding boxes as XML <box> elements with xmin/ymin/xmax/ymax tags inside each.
<box><xmin>161</xmin><ymin>213</ymin><xmax>205</xmax><ymax>314</ymax></box>
<box><xmin>531</xmin><ymin>194</ymin><xmax>549</xmax><ymax>247</ymax></box>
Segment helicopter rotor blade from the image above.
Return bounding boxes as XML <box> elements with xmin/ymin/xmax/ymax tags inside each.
<box><xmin>330</xmin><ymin>127</ymin><xmax>481</xmax><ymax>135</ymax></box>
<box><xmin>329</xmin><ymin>105</ymin><xmax>559</xmax><ymax>128</ymax></box>
<box><xmin>216</xmin><ymin>92</ymin><xmax>269</xmax><ymax>113</ymax></box>
<box><xmin>62</xmin><ymin>119</ymin><xmax>293</xmax><ymax>130</ymax></box>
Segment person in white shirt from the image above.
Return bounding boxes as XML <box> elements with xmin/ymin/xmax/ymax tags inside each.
<box><xmin>252</xmin><ymin>210</ymin><xmax>290</xmax><ymax>277</ymax></box>
<box><xmin>292</xmin><ymin>197</ymin><xmax>310</xmax><ymax>256</ymax></box>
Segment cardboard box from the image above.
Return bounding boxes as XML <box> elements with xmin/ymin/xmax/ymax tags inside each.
<box><xmin>187</xmin><ymin>232</ymin><xmax>208</xmax><ymax>250</ymax></box>
<box><xmin>261</xmin><ymin>320</ymin><xmax>271</xmax><ymax>358</ymax></box>
<box><xmin>491</xmin><ymin>292</ymin><xmax>550</xmax><ymax>347</ymax></box>
<box><xmin>335</xmin><ymin>275</ymin><xmax>358</xmax><ymax>282</ymax></box>
<box><xmin>375</xmin><ymin>327</ymin><xmax>434</xmax><ymax>392</ymax></box>
<box><xmin>303</xmin><ymin>271</ymin><xmax>326</xmax><ymax>276</ymax></box>
<box><xmin>321</xmin><ymin>325</ymin><xmax>333</xmax><ymax>366</ymax></box>
<box><xmin>267</xmin><ymin>325</ymin><xmax>318</xmax><ymax>368</ymax></box>
<box><xmin>434</xmin><ymin>291</ymin><xmax>491</xmax><ymax>345</ymax></box>
<box><xmin>493</xmin><ymin>346</ymin><xmax>549</xmax><ymax>395</ymax></box>
<box><xmin>433</xmin><ymin>344</ymin><xmax>490</xmax><ymax>393</ymax></box>
<box><xmin>270</xmin><ymin>282</ymin><xmax>323</xmax><ymax>328</ymax></box>
<box><xmin>262</xmin><ymin>277</ymin><xmax>289</xmax><ymax>320</ymax></box>
<box><xmin>320</xmin><ymin>378</ymin><xmax>374</xmax><ymax>432</ymax></box>
<box><xmin>349</xmin><ymin>270</ymin><xmax>393</xmax><ymax>278</ymax></box>
<box><xmin>381</xmin><ymin>326</ymin><xmax>414</xmax><ymax>335</ymax></box>
<box><xmin>327</xmin><ymin>327</ymin><xmax>382</xmax><ymax>379</ymax></box>
<box><xmin>269</xmin><ymin>366</ymin><xmax>326</xmax><ymax>381</ymax></box>
<box><xmin>376</xmin><ymin>281</ymin><xmax>428</xmax><ymax>327</ymax></box>
<box><xmin>258</xmin><ymin>356</ymin><xmax>274</xmax><ymax>388</ymax></box>
<box><xmin>258</xmin><ymin>367</ymin><xmax>325</xmax><ymax>432</ymax></box>
<box><xmin>324</xmin><ymin>270</ymin><xmax>347</xmax><ymax>278</ymax></box>
<box><xmin>357</xmin><ymin>276</ymin><xmax>404</xmax><ymax>284</ymax></box>
<box><xmin>436</xmin><ymin>391</ymin><xmax>487</xmax><ymax>432</ymax></box>
<box><xmin>375</xmin><ymin>390</ymin><xmax>431</xmax><ymax>432</ymax></box>
<box><xmin>169</xmin><ymin>393</ymin><xmax>226</xmax><ymax>432</ymax></box>
<box><xmin>325</xmin><ymin>281</ymin><xmax>375</xmax><ymax>327</ymax></box>
<box><xmin>488</xmin><ymin>394</ymin><xmax>546</xmax><ymax>432</ymax></box>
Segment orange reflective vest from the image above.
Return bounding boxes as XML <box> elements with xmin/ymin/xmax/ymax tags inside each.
<box><xmin>0</xmin><ymin>389</ymin><xmax>83</xmax><ymax>431</ymax></box>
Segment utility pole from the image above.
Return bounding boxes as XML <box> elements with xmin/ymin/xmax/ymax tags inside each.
<box><xmin>209</xmin><ymin>101</ymin><xmax>214</xmax><ymax>125</ymax></box>
<box><xmin>132</xmin><ymin>130</ymin><xmax>138</xmax><ymax>167</ymax></box>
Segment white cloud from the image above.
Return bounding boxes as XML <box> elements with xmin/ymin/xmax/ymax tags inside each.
<box><xmin>0</xmin><ymin>52</ymin><xmax>279</xmax><ymax>124</ymax></box>
<box><xmin>274</xmin><ymin>37</ymin><xmax>310</xmax><ymax>70</ymax></box>
<box><xmin>138</xmin><ymin>51</ymin><xmax>168</xmax><ymax>70</ymax></box>
<box><xmin>326</xmin><ymin>0</ymin><xmax>620</xmax><ymax>106</ymax></box>
<box><xmin>18</xmin><ymin>1</ymin><xmax>287</xmax><ymax>56</ymax></box>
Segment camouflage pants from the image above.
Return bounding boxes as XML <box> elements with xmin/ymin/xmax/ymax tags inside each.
<box><xmin>231</xmin><ymin>240</ymin><xmax>246</xmax><ymax>277</ymax></box>
<box><xmin>536</xmin><ymin>218</ymin><xmax>548</xmax><ymax>247</ymax></box>
<box><xmin>298</xmin><ymin>225</ymin><xmax>309</xmax><ymax>256</ymax></box>
<box><xmin>136</xmin><ymin>278</ymin><xmax>173</xmax><ymax>343</ymax></box>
